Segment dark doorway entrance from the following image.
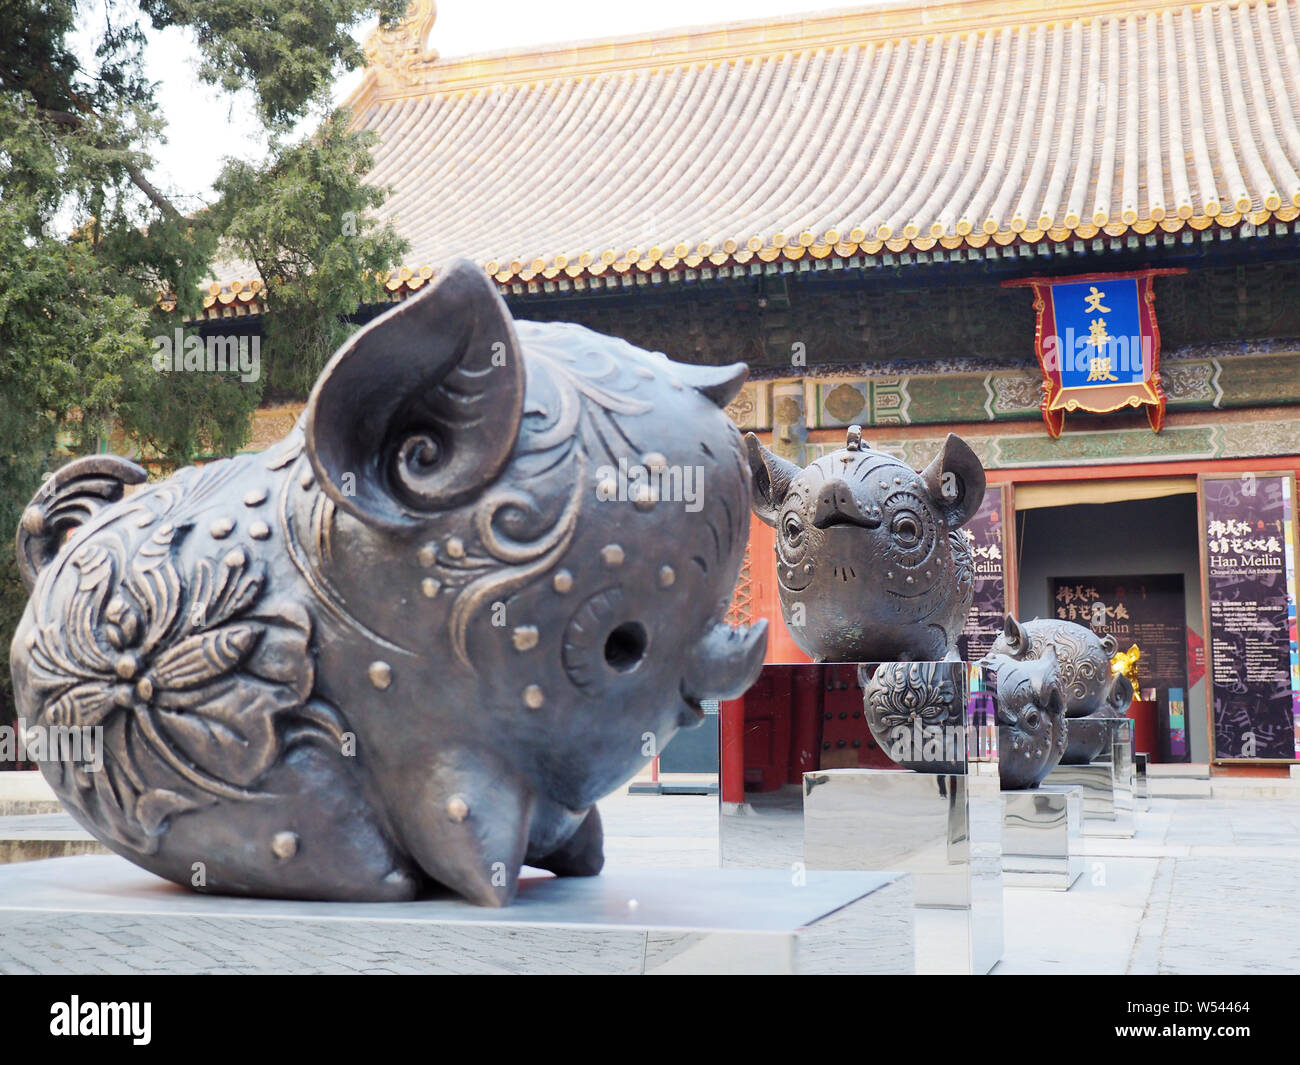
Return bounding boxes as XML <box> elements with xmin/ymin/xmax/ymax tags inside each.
<box><xmin>1016</xmin><ymin>492</ymin><xmax>1206</xmax><ymax>762</ymax></box>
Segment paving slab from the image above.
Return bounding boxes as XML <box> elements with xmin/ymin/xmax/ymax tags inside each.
<box><xmin>0</xmin><ymin>785</ymin><xmax>1296</xmax><ymax>973</ymax></box>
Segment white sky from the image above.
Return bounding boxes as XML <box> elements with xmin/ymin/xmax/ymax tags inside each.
<box><xmin>94</xmin><ymin>0</ymin><xmax>866</xmax><ymax>212</ymax></box>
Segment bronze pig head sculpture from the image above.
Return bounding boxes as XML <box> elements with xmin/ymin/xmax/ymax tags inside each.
<box><xmin>988</xmin><ymin>616</ymin><xmax>1133</xmax><ymax>718</ymax></box>
<box><xmin>980</xmin><ymin>648</ymin><xmax>1068</xmax><ymax>789</ymax></box>
<box><xmin>745</xmin><ymin>426</ymin><xmax>985</xmax><ymax>662</ymax></box>
<box><xmin>9</xmin><ymin>259</ymin><xmax>767</xmax><ymax>905</ymax></box>
<box><xmin>988</xmin><ymin>615</ymin><xmax>1133</xmax><ymax>764</ymax></box>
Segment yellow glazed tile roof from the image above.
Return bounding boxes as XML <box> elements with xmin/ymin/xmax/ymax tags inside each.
<box><xmin>205</xmin><ymin>0</ymin><xmax>1300</xmax><ymax>310</ymax></box>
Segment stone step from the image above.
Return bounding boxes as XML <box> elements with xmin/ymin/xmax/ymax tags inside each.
<box><xmin>0</xmin><ymin>813</ymin><xmax>108</xmax><ymax>865</ymax></box>
<box><xmin>1151</xmin><ymin>778</ymin><xmax>1214</xmax><ymax>798</ymax></box>
<box><xmin>0</xmin><ymin>799</ymin><xmax>64</xmax><ymax>816</ymax></box>
<box><xmin>1210</xmin><ymin>778</ymin><xmax>1300</xmax><ymax>800</ymax></box>
<box><xmin>1148</xmin><ymin>763</ymin><xmax>1211</xmax><ymax>778</ymax></box>
<box><xmin>0</xmin><ymin>770</ymin><xmax>56</xmax><ymax>796</ymax></box>
<box><xmin>0</xmin><ymin>772</ymin><xmax>62</xmax><ymax>817</ymax></box>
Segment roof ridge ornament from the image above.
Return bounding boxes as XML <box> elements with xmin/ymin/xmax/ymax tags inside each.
<box><xmin>363</xmin><ymin>0</ymin><xmax>440</xmax><ymax>87</ymax></box>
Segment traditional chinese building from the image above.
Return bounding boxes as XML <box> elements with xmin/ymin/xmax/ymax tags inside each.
<box><xmin>202</xmin><ymin>0</ymin><xmax>1300</xmax><ymax>772</ymax></box>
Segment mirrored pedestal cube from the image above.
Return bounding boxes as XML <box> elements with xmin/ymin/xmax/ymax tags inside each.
<box><xmin>1003</xmin><ymin>786</ymin><xmax>1082</xmax><ymax>890</ymax></box>
<box><xmin>1044</xmin><ymin>717</ymin><xmax>1135</xmax><ymax>838</ymax></box>
<box><xmin>1134</xmin><ymin>752</ymin><xmax>1150</xmax><ymax>810</ymax></box>
<box><xmin>1109</xmin><ymin>718</ymin><xmax>1137</xmax><ymax>826</ymax></box>
<box><xmin>803</xmin><ymin>768</ymin><xmax>1003</xmax><ymax>975</ymax></box>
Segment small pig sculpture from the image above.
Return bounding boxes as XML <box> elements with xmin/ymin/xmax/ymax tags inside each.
<box><xmin>987</xmin><ymin>616</ymin><xmax>1132</xmax><ymax>717</ymax></box>
<box><xmin>980</xmin><ymin>649</ymin><xmax>1067</xmax><ymax>789</ymax></box>
<box><xmin>10</xmin><ymin>259</ymin><xmax>768</xmax><ymax>905</ymax></box>
<box><xmin>745</xmin><ymin>426</ymin><xmax>985</xmax><ymax>662</ymax></box>
<box><xmin>988</xmin><ymin>615</ymin><xmax>1133</xmax><ymax>764</ymax></box>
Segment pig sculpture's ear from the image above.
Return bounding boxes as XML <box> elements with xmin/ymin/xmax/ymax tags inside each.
<box><xmin>1034</xmin><ymin>646</ymin><xmax>1065</xmax><ymax>715</ymax></box>
<box><xmin>1107</xmin><ymin>671</ymin><xmax>1135</xmax><ymax>713</ymax></box>
<box><xmin>744</xmin><ymin>433</ymin><xmax>801</xmax><ymax>527</ymax></box>
<box><xmin>1001</xmin><ymin>615</ymin><xmax>1029</xmax><ymax>656</ymax></box>
<box><xmin>920</xmin><ymin>433</ymin><xmax>986</xmax><ymax>528</ymax></box>
<box><xmin>1039</xmin><ymin>678</ymin><xmax>1065</xmax><ymax>718</ymax></box>
<box><xmin>304</xmin><ymin>258</ymin><xmax>524</xmax><ymax>528</ymax></box>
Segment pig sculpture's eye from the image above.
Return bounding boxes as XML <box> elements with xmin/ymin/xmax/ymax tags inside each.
<box><xmin>604</xmin><ymin>621</ymin><xmax>648</xmax><ymax>673</ymax></box>
<box><xmin>783</xmin><ymin>512</ymin><xmax>804</xmax><ymax>546</ymax></box>
<box><xmin>891</xmin><ymin>513</ymin><xmax>921</xmax><ymax>546</ymax></box>
<box><xmin>563</xmin><ymin>588</ymin><xmax>650</xmax><ymax>692</ymax></box>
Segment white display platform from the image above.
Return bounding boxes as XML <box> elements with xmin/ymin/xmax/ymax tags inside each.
<box><xmin>0</xmin><ymin>854</ymin><xmax>912</xmax><ymax>975</ymax></box>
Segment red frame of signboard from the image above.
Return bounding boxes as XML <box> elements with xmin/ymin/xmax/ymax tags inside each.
<box><xmin>1003</xmin><ymin>269</ymin><xmax>1186</xmax><ymax>439</ymax></box>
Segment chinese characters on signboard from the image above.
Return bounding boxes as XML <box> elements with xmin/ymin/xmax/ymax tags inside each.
<box><xmin>1051</xmin><ymin>580</ymin><xmax>1129</xmax><ymax>627</ymax></box>
<box><xmin>1003</xmin><ymin>269</ymin><xmax>1185</xmax><ymax>439</ymax></box>
<box><xmin>1201</xmin><ymin>474</ymin><xmax>1300</xmax><ymax>761</ymax></box>
<box><xmin>957</xmin><ymin>486</ymin><xmax>1011</xmax><ymax>661</ymax></box>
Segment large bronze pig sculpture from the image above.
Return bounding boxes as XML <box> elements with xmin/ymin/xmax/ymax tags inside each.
<box><xmin>745</xmin><ymin>426</ymin><xmax>985</xmax><ymax>661</ymax></box>
<box><xmin>10</xmin><ymin>259</ymin><xmax>768</xmax><ymax>905</ymax></box>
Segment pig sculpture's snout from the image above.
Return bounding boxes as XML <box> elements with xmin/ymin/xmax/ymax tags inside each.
<box><xmin>679</xmin><ymin>617</ymin><xmax>769</xmax><ymax>720</ymax></box>
<box><xmin>811</xmin><ymin>478</ymin><xmax>882</xmax><ymax>531</ymax></box>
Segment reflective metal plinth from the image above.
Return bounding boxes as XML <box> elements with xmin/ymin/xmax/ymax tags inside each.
<box><xmin>720</xmin><ymin>787</ymin><xmax>806</xmax><ymax>870</ymax></box>
<box><xmin>1043</xmin><ymin>763</ymin><xmax>1134</xmax><ymax>837</ymax></box>
<box><xmin>1044</xmin><ymin>718</ymin><xmax>1135</xmax><ymax>837</ymax></box>
<box><xmin>803</xmin><ymin>768</ymin><xmax>1003</xmax><ymax>975</ymax></box>
<box><xmin>1109</xmin><ymin>719</ymin><xmax>1137</xmax><ymax>826</ymax></box>
<box><xmin>1002</xmin><ymin>787</ymin><xmax>1082</xmax><ymax>890</ymax></box>
<box><xmin>0</xmin><ymin>855</ymin><xmax>913</xmax><ymax>975</ymax></box>
<box><xmin>1134</xmin><ymin>752</ymin><xmax>1150</xmax><ymax>810</ymax></box>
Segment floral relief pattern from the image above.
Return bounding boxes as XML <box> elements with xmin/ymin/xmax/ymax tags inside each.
<box><xmin>1027</xmin><ymin>627</ymin><xmax>1102</xmax><ymax>706</ymax></box>
<box><xmin>22</xmin><ymin>477</ymin><xmax>342</xmax><ymax>854</ymax></box>
<box><xmin>823</xmin><ymin>383</ymin><xmax>867</xmax><ymax>423</ymax></box>
<box><xmin>949</xmin><ymin>529</ymin><xmax>974</xmax><ymax>604</ymax></box>
<box><xmin>863</xmin><ymin>661</ymin><xmax>958</xmax><ymax>729</ymax></box>
<box><xmin>773</xmin><ymin>395</ymin><xmax>803</xmax><ymax>425</ymax></box>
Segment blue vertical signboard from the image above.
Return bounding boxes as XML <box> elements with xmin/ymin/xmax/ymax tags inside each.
<box><xmin>1050</xmin><ymin>279</ymin><xmax>1148</xmax><ymax>389</ymax></box>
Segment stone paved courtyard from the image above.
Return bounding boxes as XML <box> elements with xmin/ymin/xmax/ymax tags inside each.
<box><xmin>602</xmin><ymin>791</ymin><xmax>1300</xmax><ymax>974</ymax></box>
<box><xmin>1</xmin><ymin>788</ymin><xmax>1298</xmax><ymax>973</ymax></box>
